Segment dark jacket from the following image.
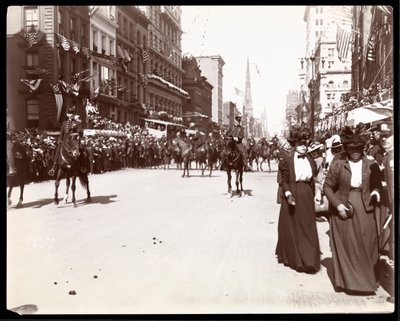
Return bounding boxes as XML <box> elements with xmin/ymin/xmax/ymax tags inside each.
<box><xmin>279</xmin><ymin>152</ymin><xmax>317</xmax><ymax>198</ymax></box>
<box><xmin>323</xmin><ymin>156</ymin><xmax>382</xmax><ymax>213</ymax></box>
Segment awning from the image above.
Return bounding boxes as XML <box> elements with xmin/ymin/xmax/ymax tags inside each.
<box><xmin>346</xmin><ymin>99</ymin><xmax>393</xmax><ymax>126</ymax></box>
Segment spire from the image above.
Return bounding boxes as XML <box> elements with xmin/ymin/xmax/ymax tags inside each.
<box><xmin>244</xmin><ymin>55</ymin><xmax>253</xmax><ymax>117</ymax></box>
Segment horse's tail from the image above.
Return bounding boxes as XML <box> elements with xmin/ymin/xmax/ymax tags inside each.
<box><xmin>78</xmin><ymin>172</ymin><xmax>89</xmax><ymax>190</ymax></box>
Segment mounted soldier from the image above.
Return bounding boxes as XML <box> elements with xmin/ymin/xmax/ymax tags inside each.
<box><xmin>7</xmin><ymin>112</ymin><xmax>17</xmax><ymax>176</ymax></box>
<box><xmin>48</xmin><ymin>106</ymin><xmax>85</xmax><ymax>176</ymax></box>
<box><xmin>224</xmin><ymin>115</ymin><xmax>251</xmax><ymax>171</ymax></box>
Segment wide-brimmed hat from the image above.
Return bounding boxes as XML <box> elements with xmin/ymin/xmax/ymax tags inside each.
<box><xmin>287</xmin><ymin>123</ymin><xmax>311</xmax><ymax>145</ymax></box>
<box><xmin>307</xmin><ymin>142</ymin><xmax>322</xmax><ymax>153</ymax></box>
<box><xmin>340</xmin><ymin>123</ymin><xmax>370</xmax><ymax>149</ymax></box>
<box><xmin>378</xmin><ymin>123</ymin><xmax>393</xmax><ymax>137</ymax></box>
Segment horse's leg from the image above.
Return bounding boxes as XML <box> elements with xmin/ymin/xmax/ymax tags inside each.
<box><xmin>7</xmin><ymin>186</ymin><xmax>13</xmax><ymax>206</ymax></box>
<box><xmin>227</xmin><ymin>169</ymin><xmax>232</xmax><ymax>196</ymax></box>
<box><xmin>239</xmin><ymin>170</ymin><xmax>244</xmax><ymax>194</ymax></box>
<box><xmin>16</xmin><ymin>184</ymin><xmax>24</xmax><ymax>208</ymax></box>
<box><xmin>186</xmin><ymin>158</ymin><xmax>190</xmax><ymax>178</ymax></box>
<box><xmin>260</xmin><ymin>159</ymin><xmax>264</xmax><ymax>172</ymax></box>
<box><xmin>71</xmin><ymin>176</ymin><xmax>77</xmax><ymax>207</ymax></box>
<box><xmin>54</xmin><ymin>169</ymin><xmax>61</xmax><ymax>205</ymax></box>
<box><xmin>63</xmin><ymin>176</ymin><xmax>70</xmax><ymax>204</ymax></box>
<box><xmin>235</xmin><ymin>170</ymin><xmax>241</xmax><ymax>196</ymax></box>
<box><xmin>268</xmin><ymin>158</ymin><xmax>271</xmax><ymax>173</ymax></box>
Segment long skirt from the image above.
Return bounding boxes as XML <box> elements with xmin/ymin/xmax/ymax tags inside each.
<box><xmin>330</xmin><ymin>191</ymin><xmax>379</xmax><ymax>293</ymax></box>
<box><xmin>275</xmin><ymin>182</ymin><xmax>320</xmax><ymax>272</ymax></box>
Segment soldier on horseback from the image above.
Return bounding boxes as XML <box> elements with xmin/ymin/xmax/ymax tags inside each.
<box><xmin>223</xmin><ymin>115</ymin><xmax>251</xmax><ymax>171</ymax></box>
<box><xmin>48</xmin><ymin>106</ymin><xmax>87</xmax><ymax>176</ymax></box>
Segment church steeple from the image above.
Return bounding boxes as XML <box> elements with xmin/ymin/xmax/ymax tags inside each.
<box><xmin>244</xmin><ymin>55</ymin><xmax>253</xmax><ymax>117</ymax></box>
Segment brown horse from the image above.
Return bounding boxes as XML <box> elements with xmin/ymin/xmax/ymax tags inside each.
<box><xmin>221</xmin><ymin>137</ymin><xmax>244</xmax><ymax>197</ymax></box>
<box><xmin>257</xmin><ymin>141</ymin><xmax>272</xmax><ymax>173</ymax></box>
<box><xmin>171</xmin><ymin>137</ymin><xmax>192</xmax><ymax>177</ymax></box>
<box><xmin>54</xmin><ymin>133</ymin><xmax>91</xmax><ymax>207</ymax></box>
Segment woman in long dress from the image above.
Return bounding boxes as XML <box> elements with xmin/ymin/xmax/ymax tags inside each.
<box><xmin>323</xmin><ymin>124</ymin><xmax>382</xmax><ymax>294</ymax></box>
<box><xmin>275</xmin><ymin>124</ymin><xmax>320</xmax><ymax>273</ymax></box>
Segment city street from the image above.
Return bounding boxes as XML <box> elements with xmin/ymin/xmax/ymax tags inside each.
<box><xmin>7</xmin><ymin>163</ymin><xmax>394</xmax><ymax>314</ymax></box>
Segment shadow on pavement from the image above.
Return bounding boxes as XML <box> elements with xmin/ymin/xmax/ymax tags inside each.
<box><xmin>8</xmin><ymin>198</ymin><xmax>54</xmax><ymax>210</ymax></box>
<box><xmin>321</xmin><ymin>257</ymin><xmax>334</xmax><ymax>287</ymax></box>
<box><xmin>79</xmin><ymin>194</ymin><xmax>118</xmax><ymax>205</ymax></box>
<box><xmin>377</xmin><ymin>258</ymin><xmax>394</xmax><ymax>296</ymax></box>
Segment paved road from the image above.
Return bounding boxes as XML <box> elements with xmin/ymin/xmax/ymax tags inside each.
<box><xmin>7</xmin><ymin>163</ymin><xmax>394</xmax><ymax>314</ymax></box>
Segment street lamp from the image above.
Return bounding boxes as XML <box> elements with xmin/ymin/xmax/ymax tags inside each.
<box><xmin>300</xmin><ymin>51</ymin><xmax>325</xmax><ymax>139</ymax></box>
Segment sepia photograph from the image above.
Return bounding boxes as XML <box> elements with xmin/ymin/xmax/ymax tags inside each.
<box><xmin>6</xmin><ymin>4</ymin><xmax>396</xmax><ymax>316</ymax></box>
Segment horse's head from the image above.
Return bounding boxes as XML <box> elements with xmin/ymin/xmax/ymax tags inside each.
<box><xmin>60</xmin><ymin>133</ymin><xmax>81</xmax><ymax>167</ymax></box>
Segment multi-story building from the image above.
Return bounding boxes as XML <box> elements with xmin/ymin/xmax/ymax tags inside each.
<box><xmin>181</xmin><ymin>54</ymin><xmax>213</xmax><ymax>130</ymax></box>
<box><xmin>114</xmin><ymin>6</ymin><xmax>150</xmax><ymax>124</ymax></box>
<box><xmin>139</xmin><ymin>6</ymin><xmax>187</xmax><ymax>124</ymax></box>
<box><xmin>222</xmin><ymin>101</ymin><xmax>235</xmax><ymax>128</ymax></box>
<box><xmin>7</xmin><ymin>6</ymin><xmax>90</xmax><ymax>129</ymax></box>
<box><xmin>196</xmin><ymin>55</ymin><xmax>225</xmax><ymax>124</ymax></box>
<box><xmin>285</xmin><ymin>90</ymin><xmax>301</xmax><ymax>126</ymax></box>
<box><xmin>90</xmin><ymin>6</ymin><xmax>119</xmax><ymax>122</ymax></box>
<box><xmin>301</xmin><ymin>6</ymin><xmax>353</xmax><ymax>120</ymax></box>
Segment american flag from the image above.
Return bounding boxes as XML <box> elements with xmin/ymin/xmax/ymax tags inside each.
<box><xmin>51</xmin><ymin>83</ymin><xmax>63</xmax><ymax>121</ymax></box>
<box><xmin>70</xmin><ymin>41</ymin><xmax>80</xmax><ymax>54</ymax></box>
<box><xmin>23</xmin><ymin>31</ymin><xmax>44</xmax><ymax>48</ymax></box>
<box><xmin>56</xmin><ymin>33</ymin><xmax>71</xmax><ymax>51</ymax></box>
<box><xmin>142</xmin><ymin>49</ymin><xmax>150</xmax><ymax>62</ymax></box>
<box><xmin>336</xmin><ymin>24</ymin><xmax>352</xmax><ymax>62</ymax></box>
<box><xmin>81</xmin><ymin>46</ymin><xmax>91</xmax><ymax>60</ymax></box>
<box><xmin>20</xmin><ymin>78</ymin><xmax>43</xmax><ymax>92</ymax></box>
<box><xmin>366</xmin><ymin>33</ymin><xmax>377</xmax><ymax>62</ymax></box>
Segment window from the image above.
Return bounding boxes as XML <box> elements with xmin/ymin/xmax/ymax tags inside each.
<box><xmin>58</xmin><ymin>9</ymin><xmax>64</xmax><ymax>34</ymax></box>
<box><xmin>320</xmin><ymin>19</ymin><xmax>323</xmax><ymax>25</ymax></box>
<box><xmin>110</xmin><ymin>39</ymin><xmax>114</xmax><ymax>56</ymax></box>
<box><xmin>343</xmin><ymin>80</ymin><xmax>349</xmax><ymax>88</ymax></box>
<box><xmin>123</xmin><ymin>18</ymin><xmax>128</xmax><ymax>37</ymax></box>
<box><xmin>81</xmin><ymin>24</ymin><xmax>87</xmax><ymax>47</ymax></box>
<box><xmin>328</xmin><ymin>48</ymin><xmax>334</xmax><ymax>56</ymax></box>
<box><xmin>316</xmin><ymin>19</ymin><xmax>319</xmax><ymax>25</ymax></box>
<box><xmin>101</xmin><ymin>35</ymin><xmax>106</xmax><ymax>54</ymax></box>
<box><xmin>70</xmin><ymin>18</ymin><xmax>75</xmax><ymax>41</ymax></box>
<box><xmin>137</xmin><ymin>31</ymin><xmax>141</xmax><ymax>47</ymax></box>
<box><xmin>24</xmin><ymin>7</ymin><xmax>39</xmax><ymax>32</ymax></box>
<box><xmin>26</xmin><ymin>52</ymin><xmax>39</xmax><ymax>67</ymax></box>
<box><xmin>26</xmin><ymin>99</ymin><xmax>39</xmax><ymax>127</ymax></box>
<box><xmin>328</xmin><ymin>80</ymin><xmax>334</xmax><ymax>88</ymax></box>
<box><xmin>129</xmin><ymin>22</ymin><xmax>134</xmax><ymax>41</ymax></box>
<box><xmin>93</xmin><ymin>29</ymin><xmax>98</xmax><ymax>52</ymax></box>
<box><xmin>70</xmin><ymin>59</ymin><xmax>76</xmax><ymax>76</ymax></box>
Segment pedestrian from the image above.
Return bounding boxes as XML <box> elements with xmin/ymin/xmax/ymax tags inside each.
<box><xmin>276</xmin><ymin>137</ymin><xmax>292</xmax><ymax>204</ymax></box>
<box><xmin>7</xmin><ymin>112</ymin><xmax>17</xmax><ymax>176</ymax></box>
<box><xmin>275</xmin><ymin>124</ymin><xmax>320</xmax><ymax>273</ymax></box>
<box><xmin>323</xmin><ymin>123</ymin><xmax>382</xmax><ymax>295</ymax></box>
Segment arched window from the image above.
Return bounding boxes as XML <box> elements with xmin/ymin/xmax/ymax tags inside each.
<box><xmin>343</xmin><ymin>80</ymin><xmax>349</xmax><ymax>88</ymax></box>
<box><xmin>328</xmin><ymin>80</ymin><xmax>334</xmax><ymax>88</ymax></box>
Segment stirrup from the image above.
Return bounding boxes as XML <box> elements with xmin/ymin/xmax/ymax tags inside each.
<box><xmin>48</xmin><ymin>169</ymin><xmax>55</xmax><ymax>176</ymax></box>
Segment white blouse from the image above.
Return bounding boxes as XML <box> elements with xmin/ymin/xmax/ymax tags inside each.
<box><xmin>294</xmin><ymin>152</ymin><xmax>313</xmax><ymax>182</ymax></box>
<box><xmin>349</xmin><ymin>159</ymin><xmax>363</xmax><ymax>187</ymax></box>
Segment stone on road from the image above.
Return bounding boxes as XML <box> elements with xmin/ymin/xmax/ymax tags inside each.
<box><xmin>7</xmin><ymin>165</ymin><xmax>393</xmax><ymax>314</ymax></box>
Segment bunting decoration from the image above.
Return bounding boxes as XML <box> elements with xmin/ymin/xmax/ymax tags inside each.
<box><xmin>56</xmin><ymin>33</ymin><xmax>71</xmax><ymax>51</ymax></box>
<box><xmin>85</xmin><ymin>99</ymin><xmax>99</xmax><ymax>116</ymax></box>
<box><xmin>20</xmin><ymin>78</ymin><xmax>43</xmax><ymax>92</ymax></box>
<box><xmin>22</xmin><ymin>30</ymin><xmax>44</xmax><ymax>48</ymax></box>
<box><xmin>81</xmin><ymin>46</ymin><xmax>91</xmax><ymax>60</ymax></box>
<box><xmin>50</xmin><ymin>83</ymin><xmax>63</xmax><ymax>122</ymax></box>
<box><xmin>70</xmin><ymin>41</ymin><xmax>81</xmax><ymax>54</ymax></box>
<box><xmin>71</xmin><ymin>69</ymin><xmax>90</xmax><ymax>83</ymax></box>
<box><xmin>123</xmin><ymin>48</ymin><xmax>131</xmax><ymax>62</ymax></box>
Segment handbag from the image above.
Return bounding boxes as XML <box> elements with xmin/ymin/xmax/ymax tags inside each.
<box><xmin>315</xmin><ymin>194</ymin><xmax>329</xmax><ymax>213</ymax></box>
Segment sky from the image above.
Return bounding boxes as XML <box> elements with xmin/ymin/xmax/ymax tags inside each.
<box><xmin>181</xmin><ymin>6</ymin><xmax>307</xmax><ymax>133</ymax></box>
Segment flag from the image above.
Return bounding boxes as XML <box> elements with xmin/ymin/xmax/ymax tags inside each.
<box><xmin>376</xmin><ymin>5</ymin><xmax>392</xmax><ymax>16</ymax></box>
<box><xmin>56</xmin><ymin>33</ymin><xmax>70</xmax><ymax>51</ymax></box>
<box><xmin>23</xmin><ymin>30</ymin><xmax>43</xmax><ymax>48</ymax></box>
<box><xmin>123</xmin><ymin>48</ymin><xmax>131</xmax><ymax>62</ymax></box>
<box><xmin>363</xmin><ymin>31</ymin><xmax>379</xmax><ymax>89</ymax></box>
<box><xmin>234</xmin><ymin>87</ymin><xmax>244</xmax><ymax>96</ymax></box>
<box><xmin>366</xmin><ymin>33</ymin><xmax>377</xmax><ymax>61</ymax></box>
<box><xmin>70</xmin><ymin>41</ymin><xmax>80</xmax><ymax>54</ymax></box>
<box><xmin>336</xmin><ymin>24</ymin><xmax>352</xmax><ymax>62</ymax></box>
<box><xmin>142</xmin><ymin>49</ymin><xmax>149</xmax><ymax>62</ymax></box>
<box><xmin>72</xmin><ymin>69</ymin><xmax>90</xmax><ymax>83</ymax></box>
<box><xmin>70</xmin><ymin>83</ymin><xmax>80</xmax><ymax>96</ymax></box>
<box><xmin>20</xmin><ymin>78</ymin><xmax>43</xmax><ymax>92</ymax></box>
<box><xmin>117</xmin><ymin>45</ymin><xmax>125</xmax><ymax>59</ymax></box>
<box><xmin>51</xmin><ymin>83</ymin><xmax>63</xmax><ymax>121</ymax></box>
<box><xmin>81</xmin><ymin>46</ymin><xmax>91</xmax><ymax>60</ymax></box>
<box><xmin>330</xmin><ymin>6</ymin><xmax>353</xmax><ymax>25</ymax></box>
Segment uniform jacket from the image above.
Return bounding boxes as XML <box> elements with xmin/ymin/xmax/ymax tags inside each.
<box><xmin>58</xmin><ymin>119</ymin><xmax>83</xmax><ymax>143</ymax></box>
<box><xmin>279</xmin><ymin>152</ymin><xmax>317</xmax><ymax>198</ymax></box>
<box><xmin>323</xmin><ymin>156</ymin><xmax>382</xmax><ymax>213</ymax></box>
<box><xmin>231</xmin><ymin>124</ymin><xmax>244</xmax><ymax>142</ymax></box>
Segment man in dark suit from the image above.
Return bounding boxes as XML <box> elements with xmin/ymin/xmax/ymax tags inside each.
<box><xmin>228</xmin><ymin>115</ymin><xmax>251</xmax><ymax>171</ymax></box>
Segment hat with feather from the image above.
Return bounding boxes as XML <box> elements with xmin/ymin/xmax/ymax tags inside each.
<box><xmin>287</xmin><ymin>123</ymin><xmax>311</xmax><ymax>145</ymax></box>
<box><xmin>340</xmin><ymin>122</ymin><xmax>370</xmax><ymax>149</ymax></box>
